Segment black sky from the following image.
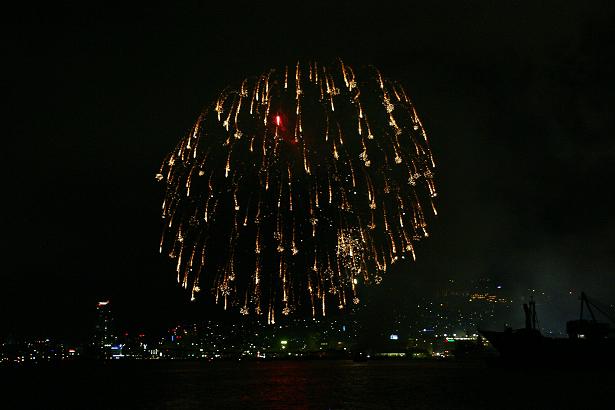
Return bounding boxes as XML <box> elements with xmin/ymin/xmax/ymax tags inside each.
<box><xmin>4</xmin><ymin>1</ymin><xmax>615</xmax><ymax>339</ymax></box>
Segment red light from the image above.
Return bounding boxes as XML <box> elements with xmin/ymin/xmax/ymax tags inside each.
<box><xmin>276</xmin><ymin>115</ymin><xmax>281</xmax><ymax>126</ymax></box>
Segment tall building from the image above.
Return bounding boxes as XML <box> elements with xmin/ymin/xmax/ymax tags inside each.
<box><xmin>93</xmin><ymin>300</ymin><xmax>116</xmax><ymax>359</ymax></box>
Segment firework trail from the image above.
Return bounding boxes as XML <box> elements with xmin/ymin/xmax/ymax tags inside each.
<box><xmin>157</xmin><ymin>59</ymin><xmax>437</xmax><ymax>322</ymax></box>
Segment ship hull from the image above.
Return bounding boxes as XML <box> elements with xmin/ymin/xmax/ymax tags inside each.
<box><xmin>479</xmin><ymin>329</ymin><xmax>615</xmax><ymax>366</ymax></box>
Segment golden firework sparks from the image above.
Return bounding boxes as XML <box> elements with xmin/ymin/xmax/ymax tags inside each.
<box><xmin>157</xmin><ymin>59</ymin><xmax>437</xmax><ymax>318</ymax></box>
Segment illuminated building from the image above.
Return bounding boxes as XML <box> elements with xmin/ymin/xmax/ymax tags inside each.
<box><xmin>92</xmin><ymin>300</ymin><xmax>116</xmax><ymax>359</ymax></box>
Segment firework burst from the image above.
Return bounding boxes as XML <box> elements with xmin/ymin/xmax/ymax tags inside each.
<box><xmin>157</xmin><ymin>59</ymin><xmax>437</xmax><ymax>323</ymax></box>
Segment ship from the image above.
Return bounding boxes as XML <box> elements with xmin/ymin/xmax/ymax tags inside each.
<box><xmin>479</xmin><ymin>292</ymin><xmax>615</xmax><ymax>366</ymax></box>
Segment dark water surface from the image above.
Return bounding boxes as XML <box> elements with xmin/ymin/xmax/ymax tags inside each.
<box><xmin>3</xmin><ymin>359</ymin><xmax>613</xmax><ymax>409</ymax></box>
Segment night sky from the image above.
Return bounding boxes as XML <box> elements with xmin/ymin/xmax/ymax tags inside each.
<box><xmin>4</xmin><ymin>2</ymin><xmax>615</xmax><ymax>340</ymax></box>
